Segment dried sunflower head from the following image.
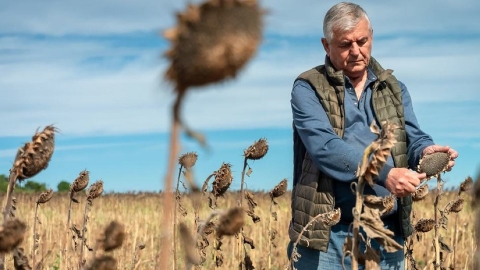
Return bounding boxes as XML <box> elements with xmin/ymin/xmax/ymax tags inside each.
<box><xmin>0</xmin><ymin>219</ymin><xmax>27</xmax><ymax>253</ymax></box>
<box><xmin>446</xmin><ymin>198</ymin><xmax>464</xmax><ymax>214</ymax></box>
<box><xmin>102</xmin><ymin>221</ymin><xmax>125</xmax><ymax>252</ymax></box>
<box><xmin>270</xmin><ymin>179</ymin><xmax>288</xmax><ymax>198</ymax></box>
<box><xmin>71</xmin><ymin>170</ymin><xmax>90</xmax><ymax>194</ymax></box>
<box><xmin>164</xmin><ymin>0</ymin><xmax>264</xmax><ymax>91</ymax></box>
<box><xmin>417</xmin><ymin>152</ymin><xmax>450</xmax><ymax>179</ymax></box>
<box><xmin>212</xmin><ymin>163</ymin><xmax>233</xmax><ymax>197</ymax></box>
<box><xmin>414</xmin><ymin>218</ymin><xmax>435</xmax><ymax>233</ymax></box>
<box><xmin>459</xmin><ymin>176</ymin><xmax>473</xmax><ymax>193</ymax></box>
<box><xmin>412</xmin><ymin>185</ymin><xmax>429</xmax><ymax>201</ymax></box>
<box><xmin>13</xmin><ymin>125</ymin><xmax>57</xmax><ymax>180</ymax></box>
<box><xmin>87</xmin><ymin>180</ymin><xmax>104</xmax><ymax>201</ymax></box>
<box><xmin>216</xmin><ymin>207</ymin><xmax>245</xmax><ymax>238</ymax></box>
<box><xmin>178</xmin><ymin>152</ymin><xmax>198</xmax><ymax>169</ymax></box>
<box><xmin>244</xmin><ymin>138</ymin><xmax>268</xmax><ymax>160</ymax></box>
<box><xmin>37</xmin><ymin>189</ymin><xmax>54</xmax><ymax>204</ymax></box>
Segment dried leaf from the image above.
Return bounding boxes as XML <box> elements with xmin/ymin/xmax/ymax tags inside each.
<box><xmin>243</xmin><ymin>236</ymin><xmax>255</xmax><ymax>249</ymax></box>
<box><xmin>359</xmin><ymin>207</ymin><xmax>402</xmax><ymax>253</ymax></box>
<box><xmin>362</xmin><ymin>245</ymin><xmax>381</xmax><ymax>270</ymax></box>
<box><xmin>439</xmin><ymin>235</ymin><xmax>452</xmax><ymax>253</ymax></box>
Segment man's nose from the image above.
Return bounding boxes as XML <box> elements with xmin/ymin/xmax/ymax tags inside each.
<box><xmin>350</xmin><ymin>43</ymin><xmax>360</xmax><ymax>56</ymax></box>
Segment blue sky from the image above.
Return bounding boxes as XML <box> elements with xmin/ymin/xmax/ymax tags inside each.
<box><xmin>1</xmin><ymin>0</ymin><xmax>479</xmax><ymax>193</ymax></box>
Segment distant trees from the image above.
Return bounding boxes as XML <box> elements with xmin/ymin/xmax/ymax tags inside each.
<box><xmin>0</xmin><ymin>174</ymin><xmax>47</xmax><ymax>193</ymax></box>
<box><xmin>0</xmin><ymin>174</ymin><xmax>73</xmax><ymax>193</ymax></box>
<box><xmin>57</xmin><ymin>181</ymin><xmax>70</xmax><ymax>192</ymax></box>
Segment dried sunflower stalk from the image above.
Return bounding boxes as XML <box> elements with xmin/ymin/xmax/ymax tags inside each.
<box><xmin>357</xmin><ymin>122</ymin><xmax>398</xmax><ymax>187</ymax></box>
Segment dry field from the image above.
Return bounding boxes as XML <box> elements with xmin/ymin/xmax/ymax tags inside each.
<box><xmin>0</xmin><ymin>189</ymin><xmax>476</xmax><ymax>270</ymax></box>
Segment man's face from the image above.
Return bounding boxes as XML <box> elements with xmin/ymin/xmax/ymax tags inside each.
<box><xmin>321</xmin><ymin>18</ymin><xmax>372</xmax><ymax>79</ymax></box>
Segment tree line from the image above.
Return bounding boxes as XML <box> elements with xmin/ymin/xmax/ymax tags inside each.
<box><xmin>0</xmin><ymin>174</ymin><xmax>70</xmax><ymax>193</ymax></box>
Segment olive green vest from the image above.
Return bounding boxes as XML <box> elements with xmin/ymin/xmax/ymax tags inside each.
<box><xmin>288</xmin><ymin>57</ymin><xmax>413</xmax><ymax>251</ymax></box>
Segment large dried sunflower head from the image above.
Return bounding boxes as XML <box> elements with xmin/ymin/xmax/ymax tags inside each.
<box><xmin>13</xmin><ymin>125</ymin><xmax>57</xmax><ymax>180</ymax></box>
<box><xmin>417</xmin><ymin>152</ymin><xmax>450</xmax><ymax>179</ymax></box>
<box><xmin>163</xmin><ymin>0</ymin><xmax>264</xmax><ymax>92</ymax></box>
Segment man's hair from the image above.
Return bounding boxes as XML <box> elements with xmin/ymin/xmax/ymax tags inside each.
<box><xmin>323</xmin><ymin>2</ymin><xmax>372</xmax><ymax>42</ymax></box>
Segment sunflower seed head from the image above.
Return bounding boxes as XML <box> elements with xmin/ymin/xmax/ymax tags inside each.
<box><xmin>244</xmin><ymin>138</ymin><xmax>268</xmax><ymax>160</ymax></box>
<box><xmin>71</xmin><ymin>170</ymin><xmax>90</xmax><ymax>193</ymax></box>
<box><xmin>37</xmin><ymin>189</ymin><xmax>54</xmax><ymax>204</ymax></box>
<box><xmin>212</xmin><ymin>163</ymin><xmax>233</xmax><ymax>197</ymax></box>
<box><xmin>179</xmin><ymin>152</ymin><xmax>198</xmax><ymax>169</ymax></box>
<box><xmin>87</xmin><ymin>180</ymin><xmax>104</xmax><ymax>201</ymax></box>
<box><xmin>413</xmin><ymin>185</ymin><xmax>429</xmax><ymax>201</ymax></box>
<box><xmin>13</xmin><ymin>125</ymin><xmax>57</xmax><ymax>180</ymax></box>
<box><xmin>270</xmin><ymin>178</ymin><xmax>288</xmax><ymax>198</ymax></box>
<box><xmin>216</xmin><ymin>207</ymin><xmax>245</xmax><ymax>238</ymax></box>
<box><xmin>102</xmin><ymin>221</ymin><xmax>125</xmax><ymax>252</ymax></box>
<box><xmin>417</xmin><ymin>152</ymin><xmax>450</xmax><ymax>179</ymax></box>
<box><xmin>0</xmin><ymin>219</ymin><xmax>27</xmax><ymax>253</ymax></box>
<box><xmin>414</xmin><ymin>218</ymin><xmax>435</xmax><ymax>233</ymax></box>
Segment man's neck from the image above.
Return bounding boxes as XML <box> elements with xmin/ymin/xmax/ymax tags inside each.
<box><xmin>346</xmin><ymin>72</ymin><xmax>368</xmax><ymax>100</ymax></box>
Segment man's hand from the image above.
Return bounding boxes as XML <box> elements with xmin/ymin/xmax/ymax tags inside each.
<box><xmin>385</xmin><ymin>168</ymin><xmax>426</xmax><ymax>197</ymax></box>
<box><xmin>422</xmin><ymin>145</ymin><xmax>458</xmax><ymax>171</ymax></box>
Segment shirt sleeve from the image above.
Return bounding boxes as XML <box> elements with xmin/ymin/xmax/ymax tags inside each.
<box><xmin>291</xmin><ymin>79</ymin><xmax>362</xmax><ymax>182</ymax></box>
<box><xmin>399</xmin><ymin>81</ymin><xmax>435</xmax><ymax>169</ymax></box>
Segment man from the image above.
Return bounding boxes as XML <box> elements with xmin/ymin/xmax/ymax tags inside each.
<box><xmin>287</xmin><ymin>2</ymin><xmax>458</xmax><ymax>269</ymax></box>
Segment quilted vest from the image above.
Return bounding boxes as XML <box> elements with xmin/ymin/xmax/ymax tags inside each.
<box><xmin>288</xmin><ymin>56</ymin><xmax>413</xmax><ymax>251</ymax></box>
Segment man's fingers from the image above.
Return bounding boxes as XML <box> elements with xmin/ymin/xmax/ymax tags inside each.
<box><xmin>447</xmin><ymin>160</ymin><xmax>455</xmax><ymax>171</ymax></box>
<box><xmin>417</xmin><ymin>172</ymin><xmax>427</xmax><ymax>181</ymax></box>
<box><xmin>405</xmin><ymin>183</ymin><xmax>416</xmax><ymax>194</ymax></box>
<box><xmin>448</xmin><ymin>148</ymin><xmax>459</xmax><ymax>159</ymax></box>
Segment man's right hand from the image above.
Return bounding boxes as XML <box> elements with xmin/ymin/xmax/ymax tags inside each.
<box><xmin>385</xmin><ymin>168</ymin><xmax>426</xmax><ymax>197</ymax></box>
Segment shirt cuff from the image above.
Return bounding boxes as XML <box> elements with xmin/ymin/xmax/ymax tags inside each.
<box><xmin>376</xmin><ymin>163</ymin><xmax>394</xmax><ymax>187</ymax></box>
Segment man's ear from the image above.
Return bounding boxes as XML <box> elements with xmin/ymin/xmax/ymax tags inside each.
<box><xmin>321</xmin><ymin>38</ymin><xmax>330</xmax><ymax>57</ymax></box>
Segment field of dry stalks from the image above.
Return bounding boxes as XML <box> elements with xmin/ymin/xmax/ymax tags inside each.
<box><xmin>0</xmin><ymin>188</ymin><xmax>475</xmax><ymax>270</ymax></box>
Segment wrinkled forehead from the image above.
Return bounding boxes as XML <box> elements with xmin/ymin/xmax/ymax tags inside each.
<box><xmin>331</xmin><ymin>18</ymin><xmax>372</xmax><ymax>40</ymax></box>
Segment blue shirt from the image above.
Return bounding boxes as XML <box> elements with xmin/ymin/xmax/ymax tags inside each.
<box><xmin>291</xmin><ymin>67</ymin><xmax>434</xmax><ymax>223</ymax></box>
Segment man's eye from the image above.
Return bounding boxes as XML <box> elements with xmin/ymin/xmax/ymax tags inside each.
<box><xmin>358</xmin><ymin>38</ymin><xmax>368</xmax><ymax>46</ymax></box>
